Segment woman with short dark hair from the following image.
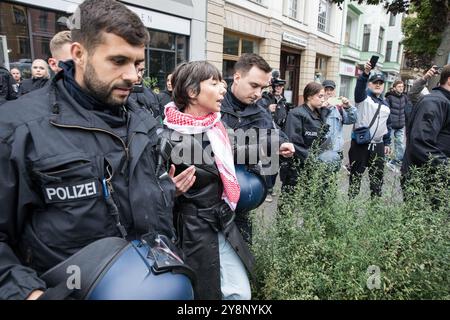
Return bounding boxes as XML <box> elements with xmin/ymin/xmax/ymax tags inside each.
<box><xmin>161</xmin><ymin>61</ymin><xmax>253</xmax><ymax>300</ymax></box>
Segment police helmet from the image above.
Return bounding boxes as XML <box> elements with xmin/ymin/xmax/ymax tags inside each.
<box><xmin>40</xmin><ymin>237</ymin><xmax>195</xmax><ymax>300</ymax></box>
<box><xmin>235</xmin><ymin>165</ymin><xmax>268</xmax><ymax>213</ymax></box>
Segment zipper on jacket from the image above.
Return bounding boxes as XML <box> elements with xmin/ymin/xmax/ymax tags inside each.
<box><xmin>50</xmin><ymin>121</ymin><xmax>130</xmax><ymax>160</ymax></box>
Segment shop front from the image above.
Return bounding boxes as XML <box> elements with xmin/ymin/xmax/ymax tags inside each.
<box><xmin>0</xmin><ymin>0</ymin><xmax>194</xmax><ymax>91</ymax></box>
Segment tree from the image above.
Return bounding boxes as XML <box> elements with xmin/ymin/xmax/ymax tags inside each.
<box><xmin>332</xmin><ymin>0</ymin><xmax>450</xmax><ymax>78</ymax></box>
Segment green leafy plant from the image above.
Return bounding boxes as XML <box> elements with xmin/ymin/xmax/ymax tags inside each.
<box><xmin>252</xmin><ymin>159</ymin><xmax>449</xmax><ymax>300</ymax></box>
<box><xmin>142</xmin><ymin>76</ymin><xmax>159</xmax><ymax>93</ymax></box>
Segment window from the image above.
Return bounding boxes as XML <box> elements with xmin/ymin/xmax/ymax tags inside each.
<box><xmin>39</xmin><ymin>12</ymin><xmax>48</xmax><ymax>30</ymax></box>
<box><xmin>389</xmin><ymin>12</ymin><xmax>396</xmax><ymax>26</ymax></box>
<box><xmin>315</xmin><ymin>55</ymin><xmax>328</xmax><ymax>83</ymax></box>
<box><xmin>288</xmin><ymin>0</ymin><xmax>298</xmax><ymax>19</ymax></box>
<box><xmin>377</xmin><ymin>27</ymin><xmax>384</xmax><ymax>53</ymax></box>
<box><xmin>13</xmin><ymin>6</ymin><xmax>27</xmax><ymax>25</ymax></box>
<box><xmin>223</xmin><ymin>32</ymin><xmax>259</xmax><ymax>85</ymax></box>
<box><xmin>340</xmin><ymin>76</ymin><xmax>352</xmax><ymax>99</ymax></box>
<box><xmin>318</xmin><ymin>0</ymin><xmax>331</xmax><ymax>33</ymax></box>
<box><xmin>146</xmin><ymin>30</ymin><xmax>188</xmax><ymax>91</ymax></box>
<box><xmin>385</xmin><ymin>41</ymin><xmax>392</xmax><ymax>62</ymax></box>
<box><xmin>362</xmin><ymin>24</ymin><xmax>371</xmax><ymax>51</ymax></box>
<box><xmin>345</xmin><ymin>13</ymin><xmax>359</xmax><ymax>49</ymax></box>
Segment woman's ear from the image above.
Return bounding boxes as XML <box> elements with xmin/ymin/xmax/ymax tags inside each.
<box><xmin>187</xmin><ymin>88</ymin><xmax>198</xmax><ymax>100</ymax></box>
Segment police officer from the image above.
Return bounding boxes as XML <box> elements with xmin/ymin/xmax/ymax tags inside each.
<box><xmin>256</xmin><ymin>73</ymin><xmax>288</xmax><ymax>202</ymax></box>
<box><xmin>281</xmin><ymin>82</ymin><xmax>330</xmax><ymax>192</ymax></box>
<box><xmin>0</xmin><ymin>0</ymin><xmax>194</xmax><ymax>300</ymax></box>
<box><xmin>402</xmin><ymin>65</ymin><xmax>450</xmax><ymax>207</ymax></box>
<box><xmin>129</xmin><ymin>61</ymin><xmax>164</xmax><ymax>121</ymax></box>
<box><xmin>220</xmin><ymin>53</ymin><xmax>294</xmax><ymax>242</ymax></box>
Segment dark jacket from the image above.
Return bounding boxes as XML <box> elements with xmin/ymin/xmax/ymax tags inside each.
<box><xmin>18</xmin><ymin>77</ymin><xmax>49</xmax><ymax>96</ymax></box>
<box><xmin>283</xmin><ymin>104</ymin><xmax>330</xmax><ymax>162</ymax></box>
<box><xmin>402</xmin><ymin>86</ymin><xmax>450</xmax><ymax>174</ymax></box>
<box><xmin>256</xmin><ymin>91</ymin><xmax>288</xmax><ymax>129</ymax></box>
<box><xmin>161</xmin><ymin>129</ymin><xmax>254</xmax><ymax>300</ymax></box>
<box><xmin>0</xmin><ymin>77</ymin><xmax>176</xmax><ymax>300</ymax></box>
<box><xmin>129</xmin><ymin>86</ymin><xmax>163</xmax><ymax>121</ymax></box>
<box><xmin>0</xmin><ymin>67</ymin><xmax>17</xmax><ymax>105</ymax></box>
<box><xmin>385</xmin><ymin>90</ymin><xmax>411</xmax><ymax>129</ymax></box>
<box><xmin>280</xmin><ymin>105</ymin><xmax>329</xmax><ymax>187</ymax></box>
<box><xmin>221</xmin><ymin>90</ymin><xmax>288</xmax><ymax>166</ymax></box>
<box><xmin>157</xmin><ymin>90</ymin><xmax>172</xmax><ymax>112</ymax></box>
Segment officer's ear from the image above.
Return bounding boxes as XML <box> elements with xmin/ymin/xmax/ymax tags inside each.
<box><xmin>71</xmin><ymin>42</ymin><xmax>86</xmax><ymax>66</ymax></box>
<box><xmin>233</xmin><ymin>72</ymin><xmax>241</xmax><ymax>85</ymax></box>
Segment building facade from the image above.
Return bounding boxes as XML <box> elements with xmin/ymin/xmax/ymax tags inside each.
<box><xmin>207</xmin><ymin>0</ymin><xmax>343</xmax><ymax>105</ymax></box>
<box><xmin>338</xmin><ymin>0</ymin><xmax>404</xmax><ymax>99</ymax></box>
<box><xmin>0</xmin><ymin>0</ymin><xmax>206</xmax><ymax>90</ymax></box>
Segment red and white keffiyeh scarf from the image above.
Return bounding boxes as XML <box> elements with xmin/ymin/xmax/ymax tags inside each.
<box><xmin>164</xmin><ymin>103</ymin><xmax>240</xmax><ymax>211</ymax></box>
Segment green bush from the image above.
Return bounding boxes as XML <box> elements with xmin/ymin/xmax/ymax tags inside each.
<box><xmin>252</xmin><ymin>160</ymin><xmax>449</xmax><ymax>300</ymax></box>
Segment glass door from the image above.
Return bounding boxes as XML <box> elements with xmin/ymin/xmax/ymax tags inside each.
<box><xmin>280</xmin><ymin>50</ymin><xmax>300</xmax><ymax>106</ymax></box>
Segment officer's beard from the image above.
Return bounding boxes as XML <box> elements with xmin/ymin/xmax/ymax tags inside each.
<box><xmin>83</xmin><ymin>61</ymin><xmax>133</xmax><ymax>111</ymax></box>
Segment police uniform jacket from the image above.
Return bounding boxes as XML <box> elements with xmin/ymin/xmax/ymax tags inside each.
<box><xmin>281</xmin><ymin>104</ymin><xmax>329</xmax><ymax>187</ymax></box>
<box><xmin>161</xmin><ymin>129</ymin><xmax>254</xmax><ymax>300</ymax></box>
<box><xmin>220</xmin><ymin>90</ymin><xmax>288</xmax><ymax>166</ymax></box>
<box><xmin>256</xmin><ymin>91</ymin><xmax>288</xmax><ymax>129</ymax></box>
<box><xmin>0</xmin><ymin>76</ymin><xmax>176</xmax><ymax>300</ymax></box>
<box><xmin>402</xmin><ymin>86</ymin><xmax>450</xmax><ymax>175</ymax></box>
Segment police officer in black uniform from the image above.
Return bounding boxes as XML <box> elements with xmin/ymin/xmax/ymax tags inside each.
<box><xmin>0</xmin><ymin>0</ymin><xmax>195</xmax><ymax>300</ymax></box>
<box><xmin>129</xmin><ymin>61</ymin><xmax>163</xmax><ymax>122</ymax></box>
<box><xmin>256</xmin><ymin>72</ymin><xmax>289</xmax><ymax>201</ymax></box>
<box><xmin>220</xmin><ymin>53</ymin><xmax>294</xmax><ymax>242</ymax></box>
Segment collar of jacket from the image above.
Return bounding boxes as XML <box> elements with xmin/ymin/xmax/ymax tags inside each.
<box><xmin>222</xmin><ymin>90</ymin><xmax>261</xmax><ymax>117</ymax></box>
<box><xmin>302</xmin><ymin>103</ymin><xmax>323</xmax><ymax>121</ymax></box>
<box><xmin>386</xmin><ymin>90</ymin><xmax>404</xmax><ymax>98</ymax></box>
<box><xmin>367</xmin><ymin>89</ymin><xmax>388</xmax><ymax>106</ymax></box>
<box><xmin>433</xmin><ymin>86</ymin><xmax>450</xmax><ymax>101</ymax></box>
<box><xmin>49</xmin><ymin>77</ymin><xmax>156</xmax><ymax>136</ymax></box>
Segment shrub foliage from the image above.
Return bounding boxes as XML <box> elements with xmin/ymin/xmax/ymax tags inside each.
<box><xmin>252</xmin><ymin>161</ymin><xmax>449</xmax><ymax>300</ymax></box>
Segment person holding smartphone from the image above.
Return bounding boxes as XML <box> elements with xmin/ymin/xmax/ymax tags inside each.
<box><xmin>348</xmin><ymin>60</ymin><xmax>392</xmax><ymax>198</ymax></box>
<box><xmin>322</xmin><ymin>80</ymin><xmax>357</xmax><ymax>169</ymax></box>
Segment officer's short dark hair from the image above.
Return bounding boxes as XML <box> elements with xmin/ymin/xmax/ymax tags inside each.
<box><xmin>234</xmin><ymin>53</ymin><xmax>272</xmax><ymax>76</ymax></box>
<box><xmin>439</xmin><ymin>65</ymin><xmax>450</xmax><ymax>85</ymax></box>
<box><xmin>71</xmin><ymin>0</ymin><xmax>149</xmax><ymax>52</ymax></box>
<box><xmin>172</xmin><ymin>61</ymin><xmax>222</xmax><ymax>112</ymax></box>
<box><xmin>303</xmin><ymin>82</ymin><xmax>323</xmax><ymax>103</ymax></box>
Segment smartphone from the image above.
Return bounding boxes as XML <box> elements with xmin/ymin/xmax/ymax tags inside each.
<box><xmin>327</xmin><ymin>97</ymin><xmax>342</xmax><ymax>106</ymax></box>
<box><xmin>433</xmin><ymin>66</ymin><xmax>443</xmax><ymax>74</ymax></box>
<box><xmin>369</xmin><ymin>55</ymin><xmax>379</xmax><ymax>69</ymax></box>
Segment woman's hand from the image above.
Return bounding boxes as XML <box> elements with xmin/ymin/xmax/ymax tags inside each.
<box><xmin>26</xmin><ymin>290</ymin><xmax>44</xmax><ymax>300</ymax></box>
<box><xmin>169</xmin><ymin>165</ymin><xmax>196</xmax><ymax>196</ymax></box>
